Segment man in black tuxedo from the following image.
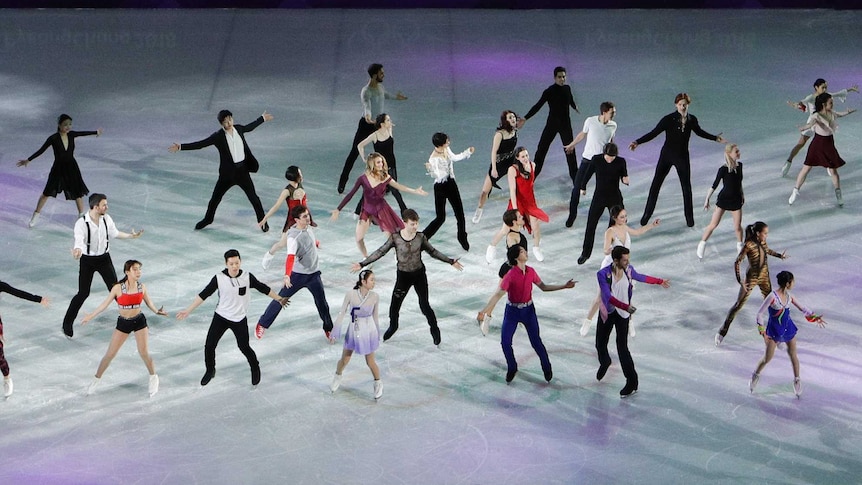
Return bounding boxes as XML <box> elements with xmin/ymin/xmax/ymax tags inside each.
<box><xmin>170</xmin><ymin>109</ymin><xmax>274</xmax><ymax>231</ymax></box>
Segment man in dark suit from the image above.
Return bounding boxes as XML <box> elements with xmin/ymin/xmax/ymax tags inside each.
<box><xmin>170</xmin><ymin>109</ymin><xmax>274</xmax><ymax>231</ymax></box>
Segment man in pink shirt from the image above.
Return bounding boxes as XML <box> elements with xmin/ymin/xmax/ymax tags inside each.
<box><xmin>479</xmin><ymin>246</ymin><xmax>576</xmax><ymax>383</ymax></box>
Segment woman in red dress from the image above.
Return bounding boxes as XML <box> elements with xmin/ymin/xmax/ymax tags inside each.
<box><xmin>504</xmin><ymin>147</ymin><xmax>549</xmax><ymax>261</ymax></box>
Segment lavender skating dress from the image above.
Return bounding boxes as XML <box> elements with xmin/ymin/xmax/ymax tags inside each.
<box><xmin>332</xmin><ymin>289</ymin><xmax>380</xmax><ymax>355</ymax></box>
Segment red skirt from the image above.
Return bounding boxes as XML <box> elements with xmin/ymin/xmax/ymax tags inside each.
<box><xmin>804</xmin><ymin>134</ymin><xmax>846</xmax><ymax>169</ymax></box>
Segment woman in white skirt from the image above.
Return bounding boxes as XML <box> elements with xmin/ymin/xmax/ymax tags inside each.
<box><xmin>329</xmin><ymin>269</ymin><xmax>383</xmax><ymax>399</ymax></box>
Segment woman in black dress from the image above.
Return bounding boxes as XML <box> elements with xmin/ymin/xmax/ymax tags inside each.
<box><xmin>472</xmin><ymin>110</ymin><xmax>519</xmax><ymax>224</ymax></box>
<box><xmin>18</xmin><ymin>114</ymin><xmax>102</xmax><ymax>227</ymax></box>
<box><xmin>697</xmin><ymin>144</ymin><xmax>744</xmax><ymax>259</ymax></box>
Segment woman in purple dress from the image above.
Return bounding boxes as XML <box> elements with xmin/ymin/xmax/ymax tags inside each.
<box><xmin>331</xmin><ymin>152</ymin><xmax>427</xmax><ymax>257</ymax></box>
<box><xmin>17</xmin><ymin>114</ymin><xmax>102</xmax><ymax>227</ymax></box>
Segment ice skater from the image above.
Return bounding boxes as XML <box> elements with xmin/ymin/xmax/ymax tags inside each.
<box><xmin>176</xmin><ymin>249</ymin><xmax>289</xmax><ymax>387</ymax></box>
<box><xmin>788</xmin><ymin>92</ymin><xmax>856</xmax><ymax>207</ymax></box>
<box><xmin>328</xmin><ymin>269</ymin><xmax>383</xmax><ymax>400</ymax></box>
<box><xmin>697</xmin><ymin>143</ymin><xmax>744</xmax><ymax>259</ymax></box>
<box><xmin>595</xmin><ymin>246</ymin><xmax>671</xmax><ymax>398</ymax></box>
<box><xmin>422</xmin><ymin>132</ymin><xmax>475</xmax><ymax>250</ymax></box>
<box><xmin>579</xmin><ymin>205</ymin><xmax>659</xmax><ymax>338</ymax></box>
<box><xmin>521</xmin><ymin>66</ymin><xmax>580</xmax><ymax>179</ymax></box>
<box><xmin>576</xmin><ymin>143</ymin><xmax>629</xmax><ymax>265</ymax></box>
<box><xmin>472</xmin><ymin>110</ymin><xmax>520</xmax><ymax>224</ymax></box>
<box><xmin>563</xmin><ymin>101</ymin><xmax>617</xmax><ymax>227</ymax></box>
<box><xmin>254</xmin><ymin>205</ymin><xmax>333</xmax><ymax>341</ymax></box>
<box><xmin>356</xmin><ymin>113</ymin><xmax>406</xmax><ymax>213</ymax></box>
<box><xmin>749</xmin><ymin>271</ymin><xmax>826</xmax><ymax>398</ymax></box>
<box><xmin>478</xmin><ymin>245</ymin><xmax>576</xmax><ymax>384</ymax></box>
<box><xmin>81</xmin><ymin>260</ymin><xmax>167</xmax><ymax>397</ymax></box>
<box><xmin>63</xmin><ymin>193</ymin><xmax>144</xmax><ymax>339</ymax></box>
<box><xmin>169</xmin><ymin>109</ymin><xmax>274</xmax><ymax>231</ymax></box>
<box><xmin>782</xmin><ymin>79</ymin><xmax>857</xmax><ymax>177</ymax></box>
<box><xmin>477</xmin><ymin>209</ymin><xmax>527</xmax><ymax>336</ymax></box>
<box><xmin>351</xmin><ymin>209</ymin><xmax>463</xmax><ymax>346</ymax></box>
<box><xmin>0</xmin><ymin>281</ymin><xmax>50</xmax><ymax>398</ymax></box>
<box><xmin>486</xmin><ymin>147</ymin><xmax>549</xmax><ymax>263</ymax></box>
<box><xmin>715</xmin><ymin>222</ymin><xmax>788</xmax><ymax>346</ymax></box>
<box><xmin>629</xmin><ymin>93</ymin><xmax>726</xmax><ymax>227</ymax></box>
<box><xmin>259</xmin><ymin>165</ymin><xmax>314</xmax><ymax>269</ymax></box>
<box><xmin>332</xmin><ymin>152</ymin><xmax>427</xmax><ymax>258</ymax></box>
<box><xmin>17</xmin><ymin>114</ymin><xmax>102</xmax><ymax>227</ymax></box>
<box><xmin>338</xmin><ymin>63</ymin><xmax>407</xmax><ymax>194</ymax></box>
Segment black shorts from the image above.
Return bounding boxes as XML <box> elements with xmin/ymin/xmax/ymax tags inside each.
<box><xmin>116</xmin><ymin>313</ymin><xmax>147</xmax><ymax>334</ymax></box>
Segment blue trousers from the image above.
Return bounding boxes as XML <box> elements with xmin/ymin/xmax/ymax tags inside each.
<box><xmin>257</xmin><ymin>271</ymin><xmax>333</xmax><ymax>332</ymax></box>
<box><xmin>500</xmin><ymin>303</ymin><xmax>551</xmax><ymax>375</ymax></box>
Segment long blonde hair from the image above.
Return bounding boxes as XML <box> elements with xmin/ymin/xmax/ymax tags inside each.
<box><xmin>724</xmin><ymin>143</ymin><xmax>739</xmax><ymax>173</ymax></box>
<box><xmin>365</xmin><ymin>152</ymin><xmax>390</xmax><ymax>181</ymax></box>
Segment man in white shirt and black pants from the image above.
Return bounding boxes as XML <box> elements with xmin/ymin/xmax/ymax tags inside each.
<box><xmin>564</xmin><ymin>102</ymin><xmax>618</xmax><ymax>228</ymax></box>
<box><xmin>63</xmin><ymin>193</ymin><xmax>143</xmax><ymax>338</ymax></box>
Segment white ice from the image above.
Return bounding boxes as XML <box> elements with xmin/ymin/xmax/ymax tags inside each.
<box><xmin>0</xmin><ymin>8</ymin><xmax>860</xmax><ymax>485</ymax></box>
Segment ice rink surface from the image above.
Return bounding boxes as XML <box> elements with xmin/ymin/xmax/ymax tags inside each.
<box><xmin>1</xmin><ymin>8</ymin><xmax>861</xmax><ymax>484</ymax></box>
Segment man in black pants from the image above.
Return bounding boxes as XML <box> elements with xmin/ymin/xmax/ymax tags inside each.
<box><xmin>63</xmin><ymin>193</ymin><xmax>143</xmax><ymax>338</ymax></box>
<box><xmin>352</xmin><ymin>209</ymin><xmax>463</xmax><ymax>346</ymax></box>
<box><xmin>176</xmin><ymin>249</ymin><xmax>288</xmax><ymax>387</ymax></box>
<box><xmin>576</xmin><ymin>143</ymin><xmax>628</xmax><ymax>265</ymax></box>
<box><xmin>337</xmin><ymin>63</ymin><xmax>407</xmax><ymax>194</ymax></box>
<box><xmin>169</xmin><ymin>109</ymin><xmax>274</xmax><ymax>231</ymax></box>
<box><xmin>522</xmin><ymin>66</ymin><xmax>579</xmax><ymax>181</ymax></box>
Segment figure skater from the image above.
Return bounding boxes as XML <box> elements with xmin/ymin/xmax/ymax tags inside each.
<box><xmin>485</xmin><ymin>147</ymin><xmax>549</xmax><ymax>263</ymax></box>
<box><xmin>478</xmin><ymin>246</ymin><xmax>576</xmax><ymax>384</ymax></box>
<box><xmin>63</xmin><ymin>193</ymin><xmax>144</xmax><ymax>339</ymax></box>
<box><xmin>259</xmin><ymin>165</ymin><xmax>314</xmax><ymax>269</ymax></box>
<box><xmin>356</xmin><ymin>113</ymin><xmax>406</xmax><ymax>213</ymax></box>
<box><xmin>697</xmin><ymin>144</ymin><xmax>744</xmax><ymax>259</ymax></box>
<box><xmin>476</xmin><ymin>209</ymin><xmax>527</xmax><ymax>336</ymax></box>
<box><xmin>176</xmin><ymin>249</ymin><xmax>289</xmax><ymax>387</ymax></box>
<box><xmin>351</xmin><ymin>209</ymin><xmax>463</xmax><ymax>346</ymax></box>
<box><xmin>749</xmin><ymin>271</ymin><xmax>826</xmax><ymax>398</ymax></box>
<box><xmin>338</xmin><ymin>63</ymin><xmax>407</xmax><ymax>194</ymax></box>
<box><xmin>595</xmin><ymin>246</ymin><xmax>671</xmax><ymax>398</ymax></box>
<box><xmin>579</xmin><ymin>206</ymin><xmax>659</xmax><ymax>338</ymax></box>
<box><xmin>472</xmin><ymin>110</ymin><xmax>520</xmax><ymax>224</ymax></box>
<box><xmin>168</xmin><ymin>110</ymin><xmax>273</xmax><ymax>231</ymax></box>
<box><xmin>521</xmin><ymin>66</ymin><xmax>580</xmax><ymax>179</ymax></box>
<box><xmin>254</xmin><ymin>205</ymin><xmax>333</xmax><ymax>341</ymax></box>
<box><xmin>422</xmin><ymin>132</ymin><xmax>475</xmax><ymax>250</ymax></box>
<box><xmin>715</xmin><ymin>222</ymin><xmax>788</xmax><ymax>346</ymax></box>
<box><xmin>328</xmin><ymin>269</ymin><xmax>383</xmax><ymax>400</ymax></box>
<box><xmin>0</xmin><ymin>281</ymin><xmax>50</xmax><ymax>398</ymax></box>
<box><xmin>630</xmin><ymin>93</ymin><xmax>726</xmax><ymax>227</ymax></box>
<box><xmin>788</xmin><ymin>92</ymin><xmax>856</xmax><ymax>207</ymax></box>
<box><xmin>81</xmin><ymin>260</ymin><xmax>167</xmax><ymax>397</ymax></box>
<box><xmin>17</xmin><ymin>114</ymin><xmax>102</xmax><ymax>227</ymax></box>
<box><xmin>332</xmin><ymin>153</ymin><xmax>427</xmax><ymax>258</ymax></box>
<box><xmin>563</xmin><ymin>101</ymin><xmax>617</xmax><ymax>227</ymax></box>
<box><xmin>576</xmin><ymin>143</ymin><xmax>629</xmax><ymax>265</ymax></box>
<box><xmin>782</xmin><ymin>79</ymin><xmax>857</xmax><ymax>177</ymax></box>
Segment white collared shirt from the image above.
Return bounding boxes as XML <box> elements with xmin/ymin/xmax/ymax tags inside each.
<box><xmin>73</xmin><ymin>212</ymin><xmax>119</xmax><ymax>256</ymax></box>
<box><xmin>224</xmin><ymin>127</ymin><xmax>246</xmax><ymax>163</ymax></box>
<box><xmin>427</xmin><ymin>147</ymin><xmax>472</xmax><ymax>183</ymax></box>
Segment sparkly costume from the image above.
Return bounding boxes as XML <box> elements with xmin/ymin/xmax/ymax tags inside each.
<box><xmin>489</xmin><ymin>131</ymin><xmax>518</xmax><ymax>189</ymax></box>
<box><xmin>332</xmin><ymin>289</ymin><xmax>380</xmax><ymax>355</ymax></box>
<box><xmin>338</xmin><ymin>174</ymin><xmax>405</xmax><ymax>234</ymax></box>
<box><xmin>718</xmin><ymin>239</ymin><xmax>783</xmax><ymax>338</ymax></box>
<box><xmin>755</xmin><ymin>291</ymin><xmax>799</xmax><ymax>343</ymax></box>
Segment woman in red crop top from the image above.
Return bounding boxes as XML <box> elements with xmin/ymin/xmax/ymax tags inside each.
<box><xmin>81</xmin><ymin>260</ymin><xmax>167</xmax><ymax>397</ymax></box>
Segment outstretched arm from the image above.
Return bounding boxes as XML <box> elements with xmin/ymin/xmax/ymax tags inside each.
<box><xmin>82</xmin><ymin>285</ymin><xmax>121</xmax><ymax>324</ymax></box>
<box><xmin>141</xmin><ymin>284</ymin><xmax>167</xmax><ymax>316</ymax></box>
<box><xmin>537</xmin><ymin>279</ymin><xmax>577</xmax><ymax>292</ymax></box>
<box><xmin>387</xmin><ymin>178</ymin><xmax>426</xmax><ymax>196</ymax></box>
<box><xmin>176</xmin><ymin>296</ymin><xmax>204</xmax><ymax>320</ymax></box>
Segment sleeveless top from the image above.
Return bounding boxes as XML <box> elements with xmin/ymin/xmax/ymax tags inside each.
<box><xmin>495</xmin><ymin>132</ymin><xmax>518</xmax><ymax>164</ymax></box>
<box><xmin>117</xmin><ymin>281</ymin><xmax>144</xmax><ymax>309</ymax></box>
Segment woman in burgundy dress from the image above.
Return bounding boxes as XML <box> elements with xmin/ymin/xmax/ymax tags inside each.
<box><xmin>331</xmin><ymin>152</ymin><xmax>427</xmax><ymax>257</ymax></box>
<box><xmin>18</xmin><ymin>114</ymin><xmax>102</xmax><ymax>227</ymax></box>
<box><xmin>789</xmin><ymin>92</ymin><xmax>857</xmax><ymax>207</ymax></box>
